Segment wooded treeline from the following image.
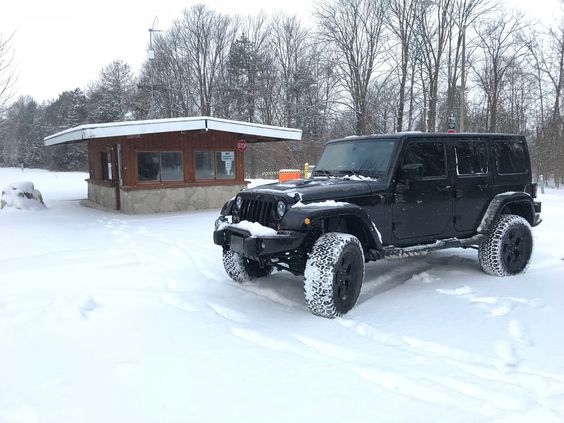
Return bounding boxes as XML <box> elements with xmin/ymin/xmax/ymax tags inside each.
<box><xmin>1</xmin><ymin>0</ymin><xmax>564</xmax><ymax>183</ymax></box>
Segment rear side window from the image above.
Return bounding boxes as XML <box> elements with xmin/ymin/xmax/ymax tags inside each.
<box><xmin>455</xmin><ymin>141</ymin><xmax>488</xmax><ymax>175</ymax></box>
<box><xmin>494</xmin><ymin>139</ymin><xmax>528</xmax><ymax>174</ymax></box>
<box><xmin>402</xmin><ymin>142</ymin><xmax>446</xmax><ymax>178</ymax></box>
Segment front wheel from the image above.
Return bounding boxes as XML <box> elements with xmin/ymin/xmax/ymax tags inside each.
<box><xmin>478</xmin><ymin>214</ymin><xmax>533</xmax><ymax>276</ymax></box>
<box><xmin>304</xmin><ymin>233</ymin><xmax>365</xmax><ymax>318</ymax></box>
<box><xmin>222</xmin><ymin>250</ymin><xmax>272</xmax><ymax>283</ymax></box>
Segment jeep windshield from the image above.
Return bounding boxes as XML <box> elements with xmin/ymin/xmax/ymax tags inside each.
<box><xmin>313</xmin><ymin>138</ymin><xmax>396</xmax><ymax>179</ymax></box>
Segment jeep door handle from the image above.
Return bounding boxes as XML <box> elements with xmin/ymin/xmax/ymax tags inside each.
<box><xmin>477</xmin><ymin>183</ymin><xmax>490</xmax><ymax>190</ymax></box>
<box><xmin>437</xmin><ymin>185</ymin><xmax>452</xmax><ymax>192</ymax></box>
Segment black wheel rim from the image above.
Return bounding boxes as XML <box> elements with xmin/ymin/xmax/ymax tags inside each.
<box><xmin>501</xmin><ymin>226</ymin><xmax>531</xmax><ymax>274</ymax></box>
<box><xmin>333</xmin><ymin>247</ymin><xmax>362</xmax><ymax>312</ymax></box>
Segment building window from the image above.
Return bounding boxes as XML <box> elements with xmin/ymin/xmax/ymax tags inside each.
<box><xmin>195</xmin><ymin>150</ymin><xmax>235</xmax><ymax>180</ymax></box>
<box><xmin>101</xmin><ymin>151</ymin><xmax>112</xmax><ymax>180</ymax></box>
<box><xmin>137</xmin><ymin>151</ymin><xmax>183</xmax><ymax>182</ymax></box>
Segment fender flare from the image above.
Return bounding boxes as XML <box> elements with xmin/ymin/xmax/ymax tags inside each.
<box><xmin>281</xmin><ymin>202</ymin><xmax>383</xmax><ymax>251</ymax></box>
<box><xmin>220</xmin><ymin>198</ymin><xmax>235</xmax><ymax>216</ymax></box>
<box><xmin>477</xmin><ymin>192</ymin><xmax>535</xmax><ymax>234</ymax></box>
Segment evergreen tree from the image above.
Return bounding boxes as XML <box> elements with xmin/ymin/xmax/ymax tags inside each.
<box><xmin>88</xmin><ymin>60</ymin><xmax>135</xmax><ymax>123</ymax></box>
<box><xmin>42</xmin><ymin>89</ymin><xmax>89</xmax><ymax>170</ymax></box>
<box><xmin>6</xmin><ymin>96</ymin><xmax>46</xmax><ymax>168</ymax></box>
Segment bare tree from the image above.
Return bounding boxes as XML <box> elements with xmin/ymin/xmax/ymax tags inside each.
<box><xmin>387</xmin><ymin>0</ymin><xmax>419</xmax><ymax>132</ymax></box>
<box><xmin>471</xmin><ymin>13</ymin><xmax>527</xmax><ymax>132</ymax></box>
<box><xmin>271</xmin><ymin>14</ymin><xmax>310</xmax><ymax>128</ymax></box>
<box><xmin>175</xmin><ymin>4</ymin><xmax>235</xmax><ymax>116</ymax></box>
<box><xmin>0</xmin><ymin>33</ymin><xmax>16</xmax><ymax>115</ymax></box>
<box><xmin>315</xmin><ymin>0</ymin><xmax>388</xmax><ymax>135</ymax></box>
<box><xmin>444</xmin><ymin>0</ymin><xmax>494</xmax><ymax>131</ymax></box>
<box><xmin>527</xmin><ymin>22</ymin><xmax>564</xmax><ymax>184</ymax></box>
<box><xmin>416</xmin><ymin>0</ymin><xmax>452</xmax><ymax>132</ymax></box>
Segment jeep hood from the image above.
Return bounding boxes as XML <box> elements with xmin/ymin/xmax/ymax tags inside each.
<box><xmin>244</xmin><ymin>177</ymin><xmax>386</xmax><ymax>203</ymax></box>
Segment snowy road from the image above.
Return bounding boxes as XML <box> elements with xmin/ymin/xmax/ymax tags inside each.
<box><xmin>1</xmin><ymin>168</ymin><xmax>563</xmax><ymax>423</ymax></box>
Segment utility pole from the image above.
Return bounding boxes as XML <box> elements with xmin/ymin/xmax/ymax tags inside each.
<box><xmin>147</xmin><ymin>17</ymin><xmax>162</xmax><ymax>119</ymax></box>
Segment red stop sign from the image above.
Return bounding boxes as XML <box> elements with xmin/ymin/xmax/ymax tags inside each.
<box><xmin>237</xmin><ymin>139</ymin><xmax>248</xmax><ymax>152</ymax></box>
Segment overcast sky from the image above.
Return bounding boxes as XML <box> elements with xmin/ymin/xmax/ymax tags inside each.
<box><xmin>1</xmin><ymin>0</ymin><xmax>561</xmax><ymax>103</ymax></box>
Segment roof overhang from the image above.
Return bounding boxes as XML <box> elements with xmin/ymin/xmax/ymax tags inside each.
<box><xmin>44</xmin><ymin>116</ymin><xmax>302</xmax><ymax>146</ymax></box>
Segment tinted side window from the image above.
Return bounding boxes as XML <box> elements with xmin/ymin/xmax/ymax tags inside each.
<box><xmin>402</xmin><ymin>142</ymin><xmax>446</xmax><ymax>178</ymax></box>
<box><xmin>456</xmin><ymin>141</ymin><xmax>488</xmax><ymax>175</ymax></box>
<box><xmin>494</xmin><ymin>139</ymin><xmax>528</xmax><ymax>174</ymax></box>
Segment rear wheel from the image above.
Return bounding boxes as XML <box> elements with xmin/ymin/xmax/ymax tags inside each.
<box><xmin>304</xmin><ymin>233</ymin><xmax>365</xmax><ymax>318</ymax></box>
<box><xmin>222</xmin><ymin>250</ymin><xmax>272</xmax><ymax>283</ymax></box>
<box><xmin>478</xmin><ymin>214</ymin><xmax>533</xmax><ymax>276</ymax></box>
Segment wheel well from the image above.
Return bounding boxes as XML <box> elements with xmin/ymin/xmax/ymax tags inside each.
<box><xmin>500</xmin><ymin>201</ymin><xmax>534</xmax><ymax>225</ymax></box>
<box><xmin>323</xmin><ymin>215</ymin><xmax>372</xmax><ymax>252</ymax></box>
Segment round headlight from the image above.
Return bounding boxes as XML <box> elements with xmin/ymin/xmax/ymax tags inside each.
<box><xmin>276</xmin><ymin>200</ymin><xmax>287</xmax><ymax>218</ymax></box>
<box><xmin>235</xmin><ymin>196</ymin><xmax>243</xmax><ymax>210</ymax></box>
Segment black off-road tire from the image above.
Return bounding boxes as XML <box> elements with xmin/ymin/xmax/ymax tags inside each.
<box><xmin>304</xmin><ymin>233</ymin><xmax>365</xmax><ymax>318</ymax></box>
<box><xmin>478</xmin><ymin>214</ymin><xmax>533</xmax><ymax>276</ymax></box>
<box><xmin>223</xmin><ymin>250</ymin><xmax>272</xmax><ymax>283</ymax></box>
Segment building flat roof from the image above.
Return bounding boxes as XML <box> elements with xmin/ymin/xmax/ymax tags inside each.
<box><xmin>44</xmin><ymin>116</ymin><xmax>302</xmax><ymax>146</ymax></box>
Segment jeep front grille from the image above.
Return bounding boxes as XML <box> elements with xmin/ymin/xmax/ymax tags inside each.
<box><xmin>239</xmin><ymin>198</ymin><xmax>276</xmax><ymax>227</ymax></box>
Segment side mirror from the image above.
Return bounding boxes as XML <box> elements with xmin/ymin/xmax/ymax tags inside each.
<box><xmin>402</xmin><ymin>163</ymin><xmax>424</xmax><ymax>181</ymax></box>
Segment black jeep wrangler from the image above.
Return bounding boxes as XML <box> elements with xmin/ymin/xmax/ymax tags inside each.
<box><xmin>213</xmin><ymin>133</ymin><xmax>542</xmax><ymax>318</ymax></box>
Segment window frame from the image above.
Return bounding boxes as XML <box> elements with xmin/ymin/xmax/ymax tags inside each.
<box><xmin>194</xmin><ymin>149</ymin><xmax>237</xmax><ymax>181</ymax></box>
<box><xmin>136</xmin><ymin>150</ymin><xmax>184</xmax><ymax>183</ymax></box>
<box><xmin>454</xmin><ymin>140</ymin><xmax>489</xmax><ymax>177</ymax></box>
<box><xmin>493</xmin><ymin>139</ymin><xmax>529</xmax><ymax>176</ymax></box>
<box><xmin>400</xmin><ymin>141</ymin><xmax>448</xmax><ymax>180</ymax></box>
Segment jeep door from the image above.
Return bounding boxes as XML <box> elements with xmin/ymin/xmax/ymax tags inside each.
<box><xmin>453</xmin><ymin>138</ymin><xmax>493</xmax><ymax>233</ymax></box>
<box><xmin>392</xmin><ymin>139</ymin><xmax>454</xmax><ymax>241</ymax></box>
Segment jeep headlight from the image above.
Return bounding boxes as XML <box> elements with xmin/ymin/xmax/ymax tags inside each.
<box><xmin>276</xmin><ymin>200</ymin><xmax>287</xmax><ymax>218</ymax></box>
<box><xmin>235</xmin><ymin>195</ymin><xmax>243</xmax><ymax>210</ymax></box>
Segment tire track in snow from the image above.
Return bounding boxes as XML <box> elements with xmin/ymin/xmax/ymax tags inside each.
<box><xmin>292</xmin><ymin>335</ymin><xmax>364</xmax><ymax>362</ymax></box>
<box><xmin>159</xmin><ymin>292</ymin><xmax>197</xmax><ymax>313</ymax></box>
<box><xmin>230</xmin><ymin>327</ymin><xmax>293</xmax><ymax>352</ymax></box>
<box><xmin>208</xmin><ymin>302</ymin><xmax>249</xmax><ymax>324</ymax></box>
<box><xmin>359</xmin><ymin>258</ymin><xmax>432</xmax><ymax>302</ymax></box>
<box><xmin>435</xmin><ymin>285</ymin><xmax>546</xmax><ymax>317</ymax></box>
<box><xmin>337</xmin><ymin>318</ymin><xmax>564</xmax><ymax>415</ymax></box>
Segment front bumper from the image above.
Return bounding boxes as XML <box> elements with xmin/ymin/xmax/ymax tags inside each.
<box><xmin>213</xmin><ymin>218</ymin><xmax>306</xmax><ymax>259</ymax></box>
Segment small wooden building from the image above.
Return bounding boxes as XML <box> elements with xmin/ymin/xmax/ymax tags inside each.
<box><xmin>44</xmin><ymin>116</ymin><xmax>302</xmax><ymax>213</ymax></box>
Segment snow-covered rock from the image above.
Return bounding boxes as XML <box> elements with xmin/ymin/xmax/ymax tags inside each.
<box><xmin>0</xmin><ymin>181</ymin><xmax>46</xmax><ymax>210</ymax></box>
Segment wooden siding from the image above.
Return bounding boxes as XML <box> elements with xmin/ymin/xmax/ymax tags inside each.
<box><xmin>87</xmin><ymin>130</ymin><xmax>245</xmax><ymax>190</ymax></box>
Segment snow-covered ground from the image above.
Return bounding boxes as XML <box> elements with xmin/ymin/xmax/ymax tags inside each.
<box><xmin>1</xmin><ymin>167</ymin><xmax>563</xmax><ymax>423</ymax></box>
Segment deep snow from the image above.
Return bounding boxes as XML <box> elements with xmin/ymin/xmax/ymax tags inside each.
<box><xmin>0</xmin><ymin>167</ymin><xmax>563</xmax><ymax>423</ymax></box>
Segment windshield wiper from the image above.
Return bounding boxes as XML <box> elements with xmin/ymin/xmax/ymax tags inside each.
<box><xmin>336</xmin><ymin>170</ymin><xmax>360</xmax><ymax>178</ymax></box>
<box><xmin>339</xmin><ymin>170</ymin><xmax>385</xmax><ymax>181</ymax></box>
<box><xmin>313</xmin><ymin>169</ymin><xmax>331</xmax><ymax>177</ymax></box>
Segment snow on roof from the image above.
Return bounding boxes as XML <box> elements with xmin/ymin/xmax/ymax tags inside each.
<box><xmin>44</xmin><ymin>116</ymin><xmax>302</xmax><ymax>146</ymax></box>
